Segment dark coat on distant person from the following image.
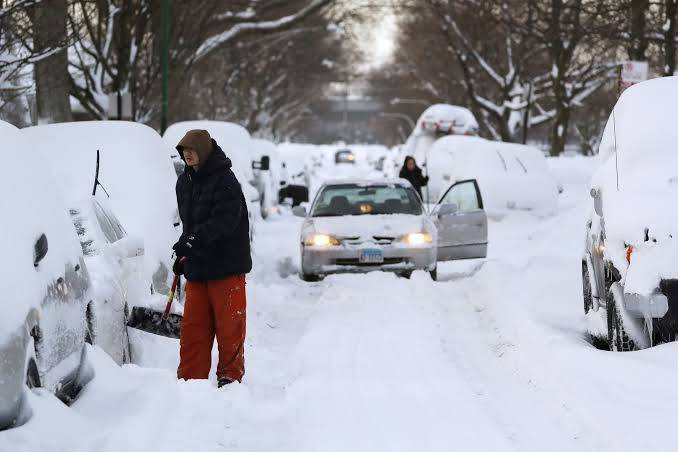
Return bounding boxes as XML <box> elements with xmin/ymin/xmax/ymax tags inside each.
<box><xmin>174</xmin><ymin>130</ymin><xmax>252</xmax><ymax>281</ymax></box>
<box><xmin>399</xmin><ymin>156</ymin><xmax>429</xmax><ymax>199</ymax></box>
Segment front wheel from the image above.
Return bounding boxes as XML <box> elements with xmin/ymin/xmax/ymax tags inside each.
<box><xmin>429</xmin><ymin>266</ymin><xmax>438</xmax><ymax>281</ymax></box>
<box><xmin>582</xmin><ymin>260</ymin><xmax>593</xmax><ymax>314</ymax></box>
<box><xmin>606</xmin><ymin>283</ymin><xmax>636</xmax><ymax>352</ymax></box>
<box><xmin>301</xmin><ymin>273</ymin><xmax>320</xmax><ymax>282</ymax></box>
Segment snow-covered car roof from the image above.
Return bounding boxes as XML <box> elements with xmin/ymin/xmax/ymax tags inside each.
<box><xmin>320</xmin><ymin>178</ymin><xmax>412</xmax><ymax>188</ymax></box>
<box><xmin>1</xmin><ymin>121</ymin><xmax>84</xmax><ymax>338</ymax></box>
<box><xmin>21</xmin><ymin>121</ymin><xmax>178</xmax><ymax>287</ymax></box>
<box><xmin>428</xmin><ymin>135</ymin><xmax>558</xmax><ymax>216</ymax></box>
<box><xmin>250</xmin><ymin>138</ymin><xmax>278</xmax><ymax>160</ymax></box>
<box><xmin>416</xmin><ymin>104</ymin><xmax>479</xmax><ymax>135</ymax></box>
<box><xmin>164</xmin><ymin>120</ymin><xmax>254</xmax><ymax>184</ymax></box>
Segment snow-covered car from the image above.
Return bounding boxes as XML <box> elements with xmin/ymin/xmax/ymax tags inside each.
<box><xmin>583</xmin><ymin>76</ymin><xmax>678</xmax><ymax>351</ymax></box>
<box><xmin>277</xmin><ymin>143</ymin><xmax>313</xmax><ymax>206</ymax></box>
<box><xmin>401</xmin><ymin>104</ymin><xmax>479</xmax><ymax>202</ymax></box>
<box><xmin>22</xmin><ymin>121</ymin><xmax>179</xmax><ymax>299</ymax></box>
<box><xmin>418</xmin><ymin>104</ymin><xmax>479</xmax><ymax>136</ymax></box>
<box><xmin>427</xmin><ymin>136</ymin><xmax>559</xmax><ymax>218</ymax></box>
<box><xmin>0</xmin><ymin>121</ymin><xmax>93</xmax><ymax>430</ymax></box>
<box><xmin>164</xmin><ymin>121</ymin><xmax>261</xmax><ymax>230</ymax></box>
<box><xmin>250</xmin><ymin>138</ymin><xmax>281</xmax><ymax>218</ymax></box>
<box><xmin>335</xmin><ymin>149</ymin><xmax>356</xmax><ymax>164</ymax></box>
<box><xmin>294</xmin><ymin>178</ymin><xmax>488</xmax><ymax>281</ymax></box>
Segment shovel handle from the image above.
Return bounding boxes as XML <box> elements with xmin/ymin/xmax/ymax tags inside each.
<box><xmin>162</xmin><ymin>257</ymin><xmax>187</xmax><ymax>321</ymax></box>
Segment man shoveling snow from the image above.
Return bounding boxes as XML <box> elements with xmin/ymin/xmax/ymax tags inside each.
<box><xmin>172</xmin><ymin>129</ymin><xmax>252</xmax><ymax>387</ymax></box>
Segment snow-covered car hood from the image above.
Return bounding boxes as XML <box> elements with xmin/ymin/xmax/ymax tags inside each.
<box><xmin>304</xmin><ymin>214</ymin><xmax>429</xmax><ymax>239</ymax></box>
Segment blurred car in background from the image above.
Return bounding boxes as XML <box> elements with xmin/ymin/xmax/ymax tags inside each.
<box><xmin>335</xmin><ymin>149</ymin><xmax>356</xmax><ymax>164</ymax></box>
<box><xmin>250</xmin><ymin>138</ymin><xmax>281</xmax><ymax>219</ymax></box>
<box><xmin>427</xmin><ymin>136</ymin><xmax>559</xmax><ymax>218</ymax></box>
<box><xmin>583</xmin><ymin>76</ymin><xmax>678</xmax><ymax>351</ymax></box>
<box><xmin>1</xmin><ymin>121</ymin><xmax>94</xmax><ymax>431</ymax></box>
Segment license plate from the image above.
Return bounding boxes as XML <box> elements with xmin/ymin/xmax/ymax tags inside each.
<box><xmin>359</xmin><ymin>248</ymin><xmax>383</xmax><ymax>264</ymax></box>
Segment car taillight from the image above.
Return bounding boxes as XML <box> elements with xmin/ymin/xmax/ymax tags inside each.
<box><xmin>626</xmin><ymin>245</ymin><xmax>634</xmax><ymax>264</ymax></box>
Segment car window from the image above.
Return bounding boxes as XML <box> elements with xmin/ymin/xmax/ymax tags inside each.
<box><xmin>311</xmin><ymin>184</ymin><xmax>423</xmax><ymax>217</ymax></box>
<box><xmin>93</xmin><ymin>200</ymin><xmax>127</xmax><ymax>243</ymax></box>
<box><xmin>439</xmin><ymin>181</ymin><xmax>480</xmax><ymax>212</ymax></box>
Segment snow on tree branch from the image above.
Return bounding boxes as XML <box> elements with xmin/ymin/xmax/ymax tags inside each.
<box><xmin>193</xmin><ymin>0</ymin><xmax>332</xmax><ymax>63</ymax></box>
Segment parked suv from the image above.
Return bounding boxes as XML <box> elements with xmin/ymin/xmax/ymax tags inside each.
<box><xmin>583</xmin><ymin>76</ymin><xmax>678</xmax><ymax>351</ymax></box>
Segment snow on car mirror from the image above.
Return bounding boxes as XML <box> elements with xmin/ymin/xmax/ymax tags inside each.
<box><xmin>107</xmin><ymin>235</ymin><xmax>144</xmax><ymax>258</ymax></box>
<box><xmin>34</xmin><ymin>233</ymin><xmax>48</xmax><ymax>267</ymax></box>
<box><xmin>252</xmin><ymin>156</ymin><xmax>270</xmax><ymax>171</ymax></box>
<box><xmin>591</xmin><ymin>188</ymin><xmax>603</xmax><ymax>216</ymax></box>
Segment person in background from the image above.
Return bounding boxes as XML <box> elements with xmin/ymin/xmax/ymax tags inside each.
<box><xmin>399</xmin><ymin>156</ymin><xmax>429</xmax><ymax>200</ymax></box>
<box><xmin>172</xmin><ymin>129</ymin><xmax>252</xmax><ymax>388</ymax></box>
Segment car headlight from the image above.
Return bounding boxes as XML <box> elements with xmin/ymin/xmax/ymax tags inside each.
<box><xmin>403</xmin><ymin>232</ymin><xmax>432</xmax><ymax>246</ymax></box>
<box><xmin>305</xmin><ymin>233</ymin><xmax>340</xmax><ymax>246</ymax></box>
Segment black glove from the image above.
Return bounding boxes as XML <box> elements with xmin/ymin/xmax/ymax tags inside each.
<box><xmin>172</xmin><ymin>257</ymin><xmax>185</xmax><ymax>276</ymax></box>
<box><xmin>172</xmin><ymin>232</ymin><xmax>201</xmax><ymax>258</ymax></box>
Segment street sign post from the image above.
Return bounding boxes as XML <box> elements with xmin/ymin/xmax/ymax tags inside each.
<box><xmin>620</xmin><ymin>60</ymin><xmax>649</xmax><ymax>92</ymax></box>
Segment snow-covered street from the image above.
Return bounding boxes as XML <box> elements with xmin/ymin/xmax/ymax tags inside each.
<box><xmin>4</xmin><ymin>153</ymin><xmax>678</xmax><ymax>452</ymax></box>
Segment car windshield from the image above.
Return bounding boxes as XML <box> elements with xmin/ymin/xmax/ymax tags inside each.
<box><xmin>311</xmin><ymin>184</ymin><xmax>423</xmax><ymax>217</ymax></box>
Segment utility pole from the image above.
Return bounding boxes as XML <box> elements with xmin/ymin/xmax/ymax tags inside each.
<box><xmin>521</xmin><ymin>82</ymin><xmax>533</xmax><ymax>145</ymax></box>
<box><xmin>160</xmin><ymin>0</ymin><xmax>170</xmax><ymax>134</ymax></box>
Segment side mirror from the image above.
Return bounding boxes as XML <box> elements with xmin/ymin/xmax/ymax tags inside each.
<box><xmin>34</xmin><ymin>233</ymin><xmax>48</xmax><ymax>267</ymax></box>
<box><xmin>252</xmin><ymin>155</ymin><xmax>271</xmax><ymax>171</ymax></box>
<box><xmin>590</xmin><ymin>188</ymin><xmax>603</xmax><ymax>216</ymax></box>
<box><xmin>292</xmin><ymin>206</ymin><xmax>307</xmax><ymax>217</ymax></box>
<box><xmin>108</xmin><ymin>235</ymin><xmax>144</xmax><ymax>258</ymax></box>
<box><xmin>437</xmin><ymin>203</ymin><xmax>459</xmax><ymax>218</ymax></box>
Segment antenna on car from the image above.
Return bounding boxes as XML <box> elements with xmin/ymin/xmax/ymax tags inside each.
<box><xmin>92</xmin><ymin>149</ymin><xmax>111</xmax><ymax>198</ymax></box>
<box><xmin>612</xmin><ymin>110</ymin><xmax>620</xmax><ymax>192</ymax></box>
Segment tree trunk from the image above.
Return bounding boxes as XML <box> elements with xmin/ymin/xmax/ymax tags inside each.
<box><xmin>550</xmin><ymin>104</ymin><xmax>570</xmax><ymax>157</ymax></box>
<box><xmin>663</xmin><ymin>0</ymin><xmax>677</xmax><ymax>76</ymax></box>
<box><xmin>628</xmin><ymin>0</ymin><xmax>649</xmax><ymax>60</ymax></box>
<box><xmin>33</xmin><ymin>0</ymin><xmax>72</xmax><ymax>124</ymax></box>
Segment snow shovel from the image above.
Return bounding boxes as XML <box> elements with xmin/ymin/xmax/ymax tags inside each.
<box><xmin>127</xmin><ymin>258</ymin><xmax>186</xmax><ymax>339</ymax></box>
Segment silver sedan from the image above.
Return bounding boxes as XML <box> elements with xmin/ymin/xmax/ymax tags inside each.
<box><xmin>294</xmin><ymin>179</ymin><xmax>435</xmax><ymax>280</ymax></box>
<box><xmin>295</xmin><ymin>178</ymin><xmax>489</xmax><ymax>281</ymax></box>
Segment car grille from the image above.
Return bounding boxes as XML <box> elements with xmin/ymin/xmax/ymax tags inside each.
<box><xmin>341</xmin><ymin>236</ymin><xmax>396</xmax><ymax>245</ymax></box>
<box><xmin>373</xmin><ymin>236</ymin><xmax>395</xmax><ymax>245</ymax></box>
<box><xmin>334</xmin><ymin>258</ymin><xmax>404</xmax><ymax>266</ymax></box>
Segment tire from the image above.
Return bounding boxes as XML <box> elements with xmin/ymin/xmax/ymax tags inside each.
<box><xmin>582</xmin><ymin>260</ymin><xmax>593</xmax><ymax>314</ymax></box>
<box><xmin>398</xmin><ymin>271</ymin><xmax>412</xmax><ymax>279</ymax></box>
<box><xmin>429</xmin><ymin>267</ymin><xmax>438</xmax><ymax>281</ymax></box>
<box><xmin>606</xmin><ymin>283</ymin><xmax>636</xmax><ymax>352</ymax></box>
<box><xmin>301</xmin><ymin>273</ymin><xmax>320</xmax><ymax>282</ymax></box>
<box><xmin>27</xmin><ymin>326</ymin><xmax>42</xmax><ymax>389</ymax></box>
<box><xmin>85</xmin><ymin>303</ymin><xmax>95</xmax><ymax>345</ymax></box>
<box><xmin>25</xmin><ymin>357</ymin><xmax>41</xmax><ymax>389</ymax></box>
<box><xmin>122</xmin><ymin>303</ymin><xmax>132</xmax><ymax>364</ymax></box>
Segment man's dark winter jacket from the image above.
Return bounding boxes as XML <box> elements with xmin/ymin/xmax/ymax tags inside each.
<box><xmin>176</xmin><ymin>138</ymin><xmax>252</xmax><ymax>281</ymax></box>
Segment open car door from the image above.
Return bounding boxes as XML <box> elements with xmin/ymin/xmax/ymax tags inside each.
<box><xmin>432</xmin><ymin>179</ymin><xmax>488</xmax><ymax>261</ymax></box>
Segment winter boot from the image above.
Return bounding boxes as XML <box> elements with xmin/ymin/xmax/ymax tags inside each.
<box><xmin>218</xmin><ymin>377</ymin><xmax>235</xmax><ymax>388</ymax></box>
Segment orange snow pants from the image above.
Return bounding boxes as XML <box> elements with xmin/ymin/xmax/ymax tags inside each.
<box><xmin>177</xmin><ymin>274</ymin><xmax>246</xmax><ymax>382</ymax></box>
